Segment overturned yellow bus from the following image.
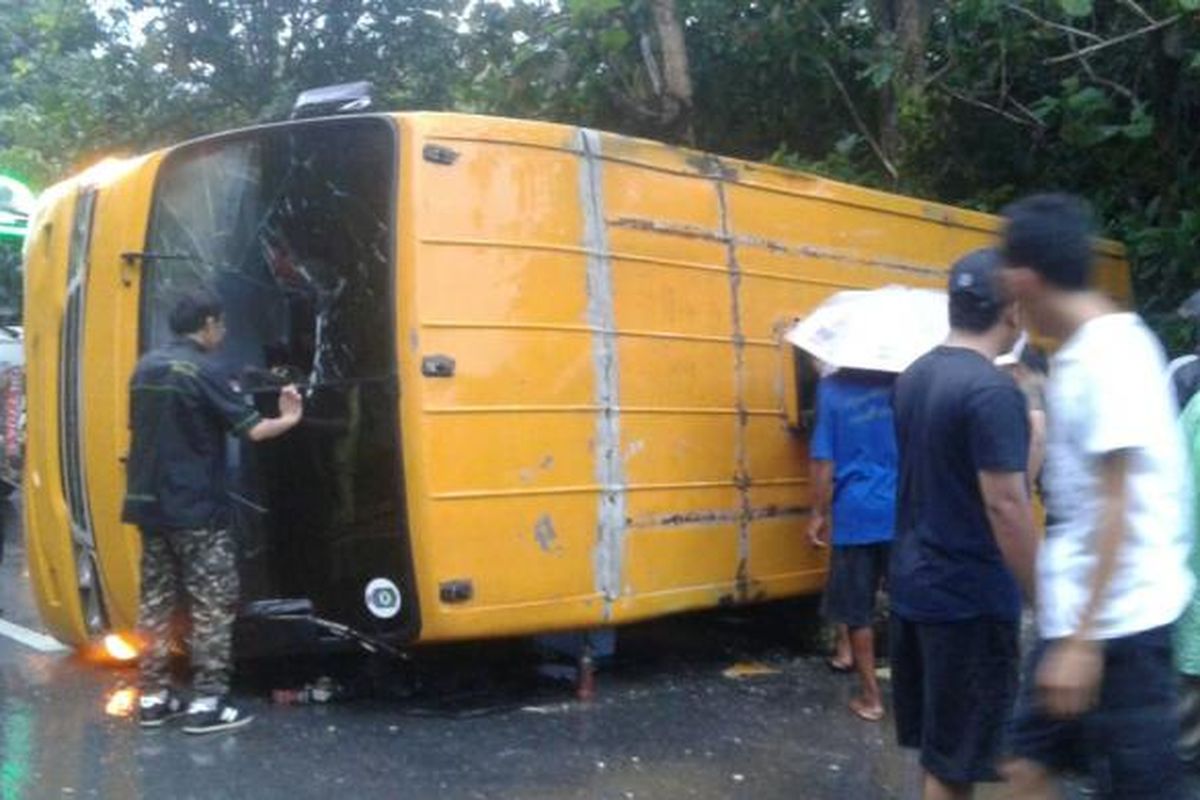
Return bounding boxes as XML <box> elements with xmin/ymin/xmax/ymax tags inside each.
<box><xmin>22</xmin><ymin>110</ymin><xmax>1131</xmax><ymax>652</ymax></box>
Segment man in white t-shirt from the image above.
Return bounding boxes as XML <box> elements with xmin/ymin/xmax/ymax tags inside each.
<box><xmin>999</xmin><ymin>194</ymin><xmax>1193</xmax><ymax>799</ymax></box>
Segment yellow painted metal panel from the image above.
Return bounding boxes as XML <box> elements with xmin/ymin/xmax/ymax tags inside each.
<box><xmin>395</xmin><ymin>118</ymin><xmax>446</xmax><ymax>640</ymax></box>
<box><xmin>617</xmin><ymin>338</ymin><xmax>736</xmax><ymax>409</ymax></box>
<box><xmin>743</xmin><ymin>416</ymin><xmax>809</xmax><ymax>484</ymax></box>
<box><xmin>619</xmin><ymin>415</ymin><xmax>743</xmax><ymax>498</ymax></box>
<box><xmin>419</xmin><ymin>246</ymin><xmax>589</xmax><ymax>326</ymax></box>
<box><xmin>22</xmin><ymin>178</ymin><xmax>86</xmax><ymax>644</ymax></box>
<box><xmin>419</xmin><ymin>328</ymin><xmax>595</xmax><ymax>408</ymax></box>
<box><xmin>608</xmin><ymin>255</ymin><xmax>732</xmax><ymax>339</ymax></box>
<box><xmin>623</xmin><ymin>485</ymin><xmax>743</xmax><ymax>526</ymax></box>
<box><xmin>422</xmin><ymin>495</ymin><xmax>601</xmax><ymax>607</ymax></box>
<box><xmin>1096</xmin><ymin>252</ymin><xmax>1134</xmax><ymax>305</ymax></box>
<box><xmin>601</xmin><ymin>161</ymin><xmax>721</xmax><ymax>231</ymax></box>
<box><xmin>417</xmin><ymin>140</ymin><xmax>582</xmax><ymax>247</ymax></box>
<box><xmin>726</xmin><ymin>182</ymin><xmax>972</xmax><ymax>273</ymax></box>
<box><xmin>399</xmin><ymin>114</ymin><xmax>1135</xmax><ymax>642</ymax></box>
<box><xmin>79</xmin><ymin>155</ymin><xmax>160</xmax><ymax>634</ymax></box>
<box><xmin>621</xmin><ymin>526</ymin><xmax>740</xmax><ymax>598</ymax></box>
<box><xmin>403</xmin><ymin>116</ymin><xmax>597</xmax><ymax>641</ymax></box>
<box><xmin>21</xmin><ymin>154</ymin><xmax>161</xmax><ymax>647</ymax></box>
<box><xmin>746</xmin><ymin>517</ymin><xmax>828</xmax><ymax>594</ymax></box>
<box><xmin>423</xmin><ymin>413</ymin><xmax>594</xmax><ymax>496</ymax></box>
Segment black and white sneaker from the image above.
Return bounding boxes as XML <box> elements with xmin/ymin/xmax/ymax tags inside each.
<box><xmin>182</xmin><ymin>698</ymin><xmax>254</xmax><ymax>735</ymax></box>
<box><xmin>138</xmin><ymin>690</ymin><xmax>187</xmax><ymax>728</ymax></box>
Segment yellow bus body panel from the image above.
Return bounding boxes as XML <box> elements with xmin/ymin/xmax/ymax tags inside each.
<box><xmin>396</xmin><ymin>113</ymin><xmax>1127</xmax><ymax>641</ymax></box>
<box><xmin>80</xmin><ymin>155</ymin><xmax>162</xmax><ymax>633</ymax></box>
<box><xmin>25</xmin><ymin>112</ymin><xmax>1131</xmax><ymax>647</ymax></box>
<box><xmin>23</xmin><ymin>154</ymin><xmax>161</xmax><ymax>644</ymax></box>
<box><xmin>23</xmin><ymin>176</ymin><xmax>86</xmax><ymax>642</ymax></box>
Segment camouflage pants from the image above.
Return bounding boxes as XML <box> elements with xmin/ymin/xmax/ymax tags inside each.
<box><xmin>137</xmin><ymin>527</ymin><xmax>239</xmax><ymax>698</ymax></box>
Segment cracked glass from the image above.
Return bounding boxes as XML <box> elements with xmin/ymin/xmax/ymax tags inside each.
<box><xmin>141</xmin><ymin>118</ymin><xmax>413</xmax><ymax>633</ymax></box>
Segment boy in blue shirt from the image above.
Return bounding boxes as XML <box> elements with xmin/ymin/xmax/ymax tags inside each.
<box><xmin>809</xmin><ymin>368</ymin><xmax>898</xmax><ymax>722</ymax></box>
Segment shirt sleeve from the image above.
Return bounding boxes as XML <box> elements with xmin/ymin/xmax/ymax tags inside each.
<box><xmin>195</xmin><ymin>364</ymin><xmax>262</xmax><ymax>438</ymax></box>
<box><xmin>967</xmin><ymin>383</ymin><xmax>1030</xmax><ymax>473</ymax></box>
<box><xmin>810</xmin><ymin>378</ymin><xmax>835</xmax><ymax>461</ymax></box>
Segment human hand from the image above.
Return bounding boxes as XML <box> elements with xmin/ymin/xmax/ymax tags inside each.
<box><xmin>277</xmin><ymin>384</ymin><xmax>304</xmax><ymax>422</ymax></box>
<box><xmin>808</xmin><ymin>513</ymin><xmax>829</xmax><ymax>548</ymax></box>
<box><xmin>1036</xmin><ymin>638</ymin><xmax>1103</xmax><ymax>719</ymax></box>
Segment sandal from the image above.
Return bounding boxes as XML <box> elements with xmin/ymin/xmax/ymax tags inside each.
<box><xmin>827</xmin><ymin>657</ymin><xmax>854</xmax><ymax>673</ymax></box>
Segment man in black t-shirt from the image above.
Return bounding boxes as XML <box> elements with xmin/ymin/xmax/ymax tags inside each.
<box><xmin>890</xmin><ymin>249</ymin><xmax>1039</xmax><ymax>799</ymax></box>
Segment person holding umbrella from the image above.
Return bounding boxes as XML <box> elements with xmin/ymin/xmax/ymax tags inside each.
<box><xmin>789</xmin><ymin>285</ymin><xmax>949</xmax><ymax>725</ymax></box>
<box><xmin>807</xmin><ymin>366</ymin><xmax>898</xmax><ymax>722</ymax></box>
<box><xmin>789</xmin><ymin>287</ymin><xmax>944</xmax><ymax>722</ymax></box>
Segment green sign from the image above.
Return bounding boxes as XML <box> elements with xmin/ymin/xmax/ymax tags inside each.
<box><xmin>0</xmin><ymin>175</ymin><xmax>35</xmax><ymax>240</ymax></box>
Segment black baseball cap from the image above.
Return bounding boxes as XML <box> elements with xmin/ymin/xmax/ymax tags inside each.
<box><xmin>948</xmin><ymin>247</ymin><xmax>1006</xmax><ymax>309</ymax></box>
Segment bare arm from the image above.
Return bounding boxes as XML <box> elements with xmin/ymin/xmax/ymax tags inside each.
<box><xmin>808</xmin><ymin>459</ymin><xmax>834</xmax><ymax>547</ymax></box>
<box><xmin>247</xmin><ymin>385</ymin><xmax>304</xmax><ymax>442</ymax></box>
<box><xmin>1036</xmin><ymin>451</ymin><xmax>1130</xmax><ymax>718</ymax></box>
<box><xmin>1070</xmin><ymin>450</ymin><xmax>1130</xmax><ymax>640</ymax></box>
<box><xmin>1027</xmin><ymin>408</ymin><xmax>1047</xmax><ymax>484</ymax></box>
<box><xmin>977</xmin><ymin>469</ymin><xmax>1039</xmax><ymax>602</ymax></box>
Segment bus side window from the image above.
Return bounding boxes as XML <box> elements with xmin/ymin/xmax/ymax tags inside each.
<box><xmin>781</xmin><ymin>340</ymin><xmax>818</xmax><ymax>432</ymax></box>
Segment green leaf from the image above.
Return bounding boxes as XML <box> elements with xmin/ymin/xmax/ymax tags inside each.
<box><xmin>1121</xmin><ymin>104</ymin><xmax>1154</xmax><ymax>140</ymax></box>
<box><xmin>598</xmin><ymin>26</ymin><xmax>630</xmax><ymax>53</ymax></box>
<box><xmin>858</xmin><ymin>60</ymin><xmax>894</xmax><ymax>89</ymax></box>
<box><xmin>834</xmin><ymin>133</ymin><xmax>862</xmax><ymax>156</ymax></box>
<box><xmin>566</xmin><ymin>0</ymin><xmax>623</xmax><ymax>17</ymax></box>
<box><xmin>1059</xmin><ymin>0</ymin><xmax>1094</xmax><ymax>17</ymax></box>
<box><xmin>1030</xmin><ymin>96</ymin><xmax>1060</xmax><ymax>122</ymax></box>
<box><xmin>1180</xmin><ymin>0</ymin><xmax>1200</xmax><ymax>11</ymax></box>
<box><xmin>1065</xmin><ymin>86</ymin><xmax>1108</xmax><ymax>112</ymax></box>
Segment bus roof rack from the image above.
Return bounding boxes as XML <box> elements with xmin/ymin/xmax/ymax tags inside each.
<box><xmin>290</xmin><ymin>81</ymin><xmax>373</xmax><ymax>120</ymax></box>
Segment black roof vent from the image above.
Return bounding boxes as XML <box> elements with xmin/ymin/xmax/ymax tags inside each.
<box><xmin>290</xmin><ymin>81</ymin><xmax>373</xmax><ymax>120</ymax></box>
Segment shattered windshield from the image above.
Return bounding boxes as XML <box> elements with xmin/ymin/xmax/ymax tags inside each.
<box><xmin>142</xmin><ymin>118</ymin><xmax>395</xmax><ymax>387</ymax></box>
<box><xmin>141</xmin><ymin>118</ymin><xmax>411</xmax><ymax>628</ymax></box>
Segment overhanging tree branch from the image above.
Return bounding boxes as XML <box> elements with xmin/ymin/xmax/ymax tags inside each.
<box><xmin>1003</xmin><ymin>3</ymin><xmax>1103</xmax><ymax>43</ymax></box>
<box><xmin>933</xmin><ymin>81</ymin><xmax>1041</xmax><ymax>128</ymax></box>
<box><xmin>1117</xmin><ymin>0</ymin><xmax>1157</xmax><ymax>25</ymax></box>
<box><xmin>818</xmin><ymin>58</ymin><xmax>899</xmax><ymax>181</ymax></box>
<box><xmin>1008</xmin><ymin>95</ymin><xmax>1048</xmax><ymax>128</ymax></box>
<box><xmin>1044</xmin><ymin>15</ymin><xmax>1181</xmax><ymax>65</ymax></box>
<box><xmin>1063</xmin><ymin>30</ymin><xmax>1139</xmax><ymax>101</ymax></box>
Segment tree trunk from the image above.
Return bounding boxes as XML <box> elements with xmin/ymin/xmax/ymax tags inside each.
<box><xmin>647</xmin><ymin>0</ymin><xmax>695</xmax><ymax>145</ymax></box>
<box><xmin>875</xmin><ymin>0</ymin><xmax>933</xmax><ymax>178</ymax></box>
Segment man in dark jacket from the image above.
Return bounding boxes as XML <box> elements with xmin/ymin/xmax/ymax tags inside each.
<box><xmin>125</xmin><ymin>290</ymin><xmax>302</xmax><ymax>734</ymax></box>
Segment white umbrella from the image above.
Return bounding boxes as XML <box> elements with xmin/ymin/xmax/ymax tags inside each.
<box><xmin>786</xmin><ymin>285</ymin><xmax>948</xmax><ymax>374</ymax></box>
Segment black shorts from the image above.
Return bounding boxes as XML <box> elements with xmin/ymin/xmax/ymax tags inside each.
<box><xmin>1006</xmin><ymin>625</ymin><xmax>1186</xmax><ymax>799</ymax></box>
<box><xmin>820</xmin><ymin>542</ymin><xmax>889</xmax><ymax>628</ymax></box>
<box><xmin>890</xmin><ymin>614</ymin><xmax>1019</xmax><ymax>784</ymax></box>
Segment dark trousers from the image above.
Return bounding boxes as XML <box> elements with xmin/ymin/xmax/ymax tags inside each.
<box><xmin>1007</xmin><ymin>626</ymin><xmax>1185</xmax><ymax>799</ymax></box>
<box><xmin>137</xmin><ymin>527</ymin><xmax>239</xmax><ymax>698</ymax></box>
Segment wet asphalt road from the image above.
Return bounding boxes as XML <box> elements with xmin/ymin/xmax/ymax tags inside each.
<box><xmin>1</xmin><ymin>501</ymin><xmax>1196</xmax><ymax>800</ymax></box>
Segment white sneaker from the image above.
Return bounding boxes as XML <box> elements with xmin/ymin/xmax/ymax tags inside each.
<box><xmin>182</xmin><ymin>697</ymin><xmax>254</xmax><ymax>735</ymax></box>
